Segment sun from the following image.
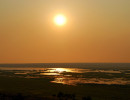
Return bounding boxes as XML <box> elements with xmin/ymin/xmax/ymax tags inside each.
<box><xmin>54</xmin><ymin>14</ymin><xmax>66</xmax><ymax>26</ymax></box>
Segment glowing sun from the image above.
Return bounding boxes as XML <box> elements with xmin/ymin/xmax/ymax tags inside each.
<box><xmin>54</xmin><ymin>14</ymin><xmax>66</xmax><ymax>26</ymax></box>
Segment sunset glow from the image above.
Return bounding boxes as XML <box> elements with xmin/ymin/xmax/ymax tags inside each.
<box><xmin>0</xmin><ymin>1</ymin><xmax>130</xmax><ymax>100</ymax></box>
<box><xmin>0</xmin><ymin>0</ymin><xmax>129</xmax><ymax>63</ymax></box>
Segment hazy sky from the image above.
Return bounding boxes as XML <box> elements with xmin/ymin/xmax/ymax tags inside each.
<box><xmin>0</xmin><ymin>0</ymin><xmax>130</xmax><ymax>63</ymax></box>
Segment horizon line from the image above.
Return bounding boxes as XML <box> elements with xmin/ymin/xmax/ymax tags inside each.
<box><xmin>0</xmin><ymin>62</ymin><xmax>130</xmax><ymax>64</ymax></box>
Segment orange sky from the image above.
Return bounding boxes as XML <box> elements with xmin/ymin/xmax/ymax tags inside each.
<box><xmin>0</xmin><ymin>0</ymin><xmax>130</xmax><ymax>63</ymax></box>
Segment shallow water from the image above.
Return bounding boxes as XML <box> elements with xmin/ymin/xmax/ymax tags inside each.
<box><xmin>0</xmin><ymin>63</ymin><xmax>130</xmax><ymax>85</ymax></box>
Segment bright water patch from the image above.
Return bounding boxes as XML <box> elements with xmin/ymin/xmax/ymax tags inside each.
<box><xmin>0</xmin><ymin>63</ymin><xmax>130</xmax><ymax>85</ymax></box>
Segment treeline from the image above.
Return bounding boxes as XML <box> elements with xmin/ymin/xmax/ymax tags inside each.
<box><xmin>0</xmin><ymin>92</ymin><xmax>92</xmax><ymax>100</ymax></box>
<box><xmin>53</xmin><ymin>92</ymin><xmax>92</xmax><ymax>100</ymax></box>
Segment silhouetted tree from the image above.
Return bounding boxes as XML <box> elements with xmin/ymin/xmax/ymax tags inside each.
<box><xmin>13</xmin><ymin>93</ymin><xmax>24</xmax><ymax>100</ymax></box>
<box><xmin>52</xmin><ymin>94</ymin><xmax>56</xmax><ymax>97</ymax></box>
<box><xmin>86</xmin><ymin>96</ymin><xmax>92</xmax><ymax>100</ymax></box>
<box><xmin>82</xmin><ymin>97</ymin><xmax>87</xmax><ymax>100</ymax></box>
<box><xmin>57</xmin><ymin>92</ymin><xmax>64</xmax><ymax>98</ymax></box>
<box><xmin>72</xmin><ymin>94</ymin><xmax>76</xmax><ymax>100</ymax></box>
<box><xmin>82</xmin><ymin>96</ymin><xmax>92</xmax><ymax>100</ymax></box>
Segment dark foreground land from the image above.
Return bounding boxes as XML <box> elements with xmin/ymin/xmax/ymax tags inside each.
<box><xmin>0</xmin><ymin>76</ymin><xmax>130</xmax><ymax>100</ymax></box>
<box><xmin>0</xmin><ymin>63</ymin><xmax>130</xmax><ymax>100</ymax></box>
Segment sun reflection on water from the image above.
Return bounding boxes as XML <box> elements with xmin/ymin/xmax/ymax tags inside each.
<box><xmin>0</xmin><ymin>67</ymin><xmax>130</xmax><ymax>86</ymax></box>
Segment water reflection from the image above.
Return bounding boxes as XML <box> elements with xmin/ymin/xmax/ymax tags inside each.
<box><xmin>43</xmin><ymin>68</ymin><xmax>84</xmax><ymax>73</ymax></box>
<box><xmin>40</xmin><ymin>73</ymin><xmax>60</xmax><ymax>76</ymax></box>
<box><xmin>51</xmin><ymin>78</ymin><xmax>129</xmax><ymax>85</ymax></box>
<box><xmin>0</xmin><ymin>67</ymin><xmax>130</xmax><ymax>85</ymax></box>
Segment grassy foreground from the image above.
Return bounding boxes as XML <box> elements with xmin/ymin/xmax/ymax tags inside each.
<box><xmin>0</xmin><ymin>76</ymin><xmax>130</xmax><ymax>100</ymax></box>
